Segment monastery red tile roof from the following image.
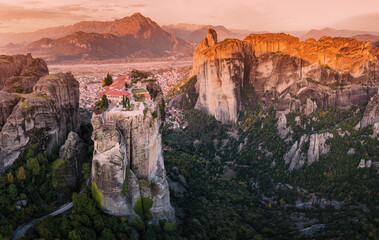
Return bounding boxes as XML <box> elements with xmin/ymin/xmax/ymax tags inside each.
<box><xmin>99</xmin><ymin>90</ymin><xmax>131</xmax><ymax>98</ymax></box>
<box><xmin>110</xmin><ymin>79</ymin><xmax>126</xmax><ymax>90</ymax></box>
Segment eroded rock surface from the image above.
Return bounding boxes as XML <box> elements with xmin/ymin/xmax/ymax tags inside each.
<box><xmin>284</xmin><ymin>133</ymin><xmax>333</xmax><ymax>171</ymax></box>
<box><xmin>194</xmin><ymin>29</ymin><xmax>253</xmax><ymax>123</ymax></box>
<box><xmin>0</xmin><ymin>72</ymin><xmax>79</xmax><ymax>173</ymax></box>
<box><xmin>0</xmin><ymin>54</ymin><xmax>48</xmax><ymax>93</ymax></box>
<box><xmin>192</xmin><ymin>29</ymin><xmax>379</xmax><ymax>122</ymax></box>
<box><xmin>91</xmin><ymin>95</ymin><xmax>175</xmax><ymax>222</ymax></box>
<box><xmin>0</xmin><ymin>91</ymin><xmax>20</xmax><ymax>131</ymax></box>
<box><xmin>359</xmin><ymin>93</ymin><xmax>379</xmax><ymax>136</ymax></box>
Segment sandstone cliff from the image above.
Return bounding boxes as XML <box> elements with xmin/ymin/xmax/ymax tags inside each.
<box><xmin>358</xmin><ymin>93</ymin><xmax>379</xmax><ymax>136</ymax></box>
<box><xmin>0</xmin><ymin>72</ymin><xmax>80</xmax><ymax>173</ymax></box>
<box><xmin>275</xmin><ymin>80</ymin><xmax>378</xmax><ymax>115</ymax></box>
<box><xmin>91</xmin><ymin>95</ymin><xmax>175</xmax><ymax>222</ymax></box>
<box><xmin>0</xmin><ymin>91</ymin><xmax>20</xmax><ymax>131</ymax></box>
<box><xmin>244</xmin><ymin>33</ymin><xmax>377</xmax><ymax>74</ymax></box>
<box><xmin>0</xmin><ymin>54</ymin><xmax>48</xmax><ymax>92</ymax></box>
<box><xmin>194</xmin><ymin>29</ymin><xmax>254</xmax><ymax>123</ymax></box>
<box><xmin>284</xmin><ymin>133</ymin><xmax>333</xmax><ymax>171</ymax></box>
<box><xmin>192</xmin><ymin>29</ymin><xmax>379</xmax><ymax>123</ymax></box>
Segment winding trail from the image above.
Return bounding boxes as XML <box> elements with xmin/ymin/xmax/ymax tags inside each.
<box><xmin>11</xmin><ymin>202</ymin><xmax>73</xmax><ymax>240</ymax></box>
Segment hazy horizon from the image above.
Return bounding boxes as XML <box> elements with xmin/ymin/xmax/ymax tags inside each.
<box><xmin>0</xmin><ymin>0</ymin><xmax>378</xmax><ymax>34</ymax></box>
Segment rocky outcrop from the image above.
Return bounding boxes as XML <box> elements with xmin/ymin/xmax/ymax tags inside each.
<box><xmin>52</xmin><ymin>132</ymin><xmax>87</xmax><ymax>199</ymax></box>
<box><xmin>0</xmin><ymin>54</ymin><xmax>48</xmax><ymax>92</ymax></box>
<box><xmin>244</xmin><ymin>33</ymin><xmax>377</xmax><ymax>74</ymax></box>
<box><xmin>0</xmin><ymin>72</ymin><xmax>80</xmax><ymax>174</ymax></box>
<box><xmin>358</xmin><ymin>93</ymin><xmax>379</xmax><ymax>136</ymax></box>
<box><xmin>194</xmin><ymin>29</ymin><xmax>254</xmax><ymax>123</ymax></box>
<box><xmin>0</xmin><ymin>92</ymin><xmax>20</xmax><ymax>131</ymax></box>
<box><xmin>276</xmin><ymin>80</ymin><xmax>378</xmax><ymax>115</ymax></box>
<box><xmin>192</xmin><ymin>30</ymin><xmax>379</xmax><ymax>122</ymax></box>
<box><xmin>192</xmin><ymin>29</ymin><xmax>218</xmax><ymax>76</ymax></box>
<box><xmin>91</xmin><ymin>93</ymin><xmax>175</xmax><ymax>222</ymax></box>
<box><xmin>58</xmin><ymin>132</ymin><xmax>87</xmax><ymax>185</ymax></box>
<box><xmin>284</xmin><ymin>133</ymin><xmax>333</xmax><ymax>171</ymax></box>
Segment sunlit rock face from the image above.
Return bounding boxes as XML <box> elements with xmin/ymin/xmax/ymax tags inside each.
<box><xmin>91</xmin><ymin>91</ymin><xmax>175</xmax><ymax>222</ymax></box>
<box><xmin>192</xmin><ymin>29</ymin><xmax>379</xmax><ymax>122</ymax></box>
<box><xmin>0</xmin><ymin>72</ymin><xmax>79</xmax><ymax>174</ymax></box>
<box><xmin>244</xmin><ymin>33</ymin><xmax>378</xmax><ymax>74</ymax></box>
<box><xmin>194</xmin><ymin>29</ymin><xmax>254</xmax><ymax>123</ymax></box>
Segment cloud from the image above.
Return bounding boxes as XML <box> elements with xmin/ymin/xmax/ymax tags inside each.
<box><xmin>21</xmin><ymin>0</ymin><xmax>41</xmax><ymax>4</ymax></box>
<box><xmin>0</xmin><ymin>3</ymin><xmax>92</xmax><ymax>22</ymax></box>
<box><xmin>129</xmin><ymin>4</ymin><xmax>146</xmax><ymax>8</ymax></box>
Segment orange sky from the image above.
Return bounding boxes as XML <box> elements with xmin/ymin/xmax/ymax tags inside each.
<box><xmin>0</xmin><ymin>0</ymin><xmax>378</xmax><ymax>33</ymax></box>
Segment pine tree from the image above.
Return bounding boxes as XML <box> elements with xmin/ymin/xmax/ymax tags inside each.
<box><xmin>101</xmin><ymin>73</ymin><xmax>113</xmax><ymax>87</ymax></box>
<box><xmin>122</xmin><ymin>95</ymin><xmax>127</xmax><ymax>108</ymax></box>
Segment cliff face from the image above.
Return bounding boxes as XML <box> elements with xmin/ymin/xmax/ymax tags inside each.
<box><xmin>91</xmin><ymin>99</ymin><xmax>175</xmax><ymax>222</ymax></box>
<box><xmin>0</xmin><ymin>54</ymin><xmax>48</xmax><ymax>92</ymax></box>
<box><xmin>192</xmin><ymin>29</ymin><xmax>379</xmax><ymax>123</ymax></box>
<box><xmin>276</xmin><ymin>80</ymin><xmax>378</xmax><ymax>115</ymax></box>
<box><xmin>0</xmin><ymin>72</ymin><xmax>80</xmax><ymax>173</ymax></box>
<box><xmin>54</xmin><ymin>131</ymin><xmax>87</xmax><ymax>199</ymax></box>
<box><xmin>194</xmin><ymin>29</ymin><xmax>254</xmax><ymax>123</ymax></box>
<box><xmin>359</xmin><ymin>93</ymin><xmax>379</xmax><ymax>136</ymax></box>
<box><xmin>284</xmin><ymin>133</ymin><xmax>333</xmax><ymax>171</ymax></box>
<box><xmin>0</xmin><ymin>92</ymin><xmax>20</xmax><ymax>131</ymax></box>
<box><xmin>244</xmin><ymin>33</ymin><xmax>377</xmax><ymax>74</ymax></box>
<box><xmin>192</xmin><ymin>29</ymin><xmax>218</xmax><ymax>76</ymax></box>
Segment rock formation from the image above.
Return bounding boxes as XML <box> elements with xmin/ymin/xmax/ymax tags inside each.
<box><xmin>0</xmin><ymin>92</ymin><xmax>20</xmax><ymax>131</ymax></box>
<box><xmin>359</xmin><ymin>93</ymin><xmax>379</xmax><ymax>136</ymax></box>
<box><xmin>284</xmin><ymin>133</ymin><xmax>333</xmax><ymax>171</ymax></box>
<box><xmin>0</xmin><ymin>72</ymin><xmax>80</xmax><ymax>174</ymax></box>
<box><xmin>244</xmin><ymin>33</ymin><xmax>377</xmax><ymax>74</ymax></box>
<box><xmin>276</xmin><ymin>80</ymin><xmax>378</xmax><ymax>115</ymax></box>
<box><xmin>51</xmin><ymin>131</ymin><xmax>87</xmax><ymax>200</ymax></box>
<box><xmin>0</xmin><ymin>54</ymin><xmax>48</xmax><ymax>92</ymax></box>
<box><xmin>58</xmin><ymin>132</ymin><xmax>88</xmax><ymax>186</ymax></box>
<box><xmin>194</xmin><ymin>29</ymin><xmax>254</xmax><ymax>123</ymax></box>
<box><xmin>91</xmin><ymin>90</ymin><xmax>175</xmax><ymax>222</ymax></box>
<box><xmin>192</xmin><ymin>29</ymin><xmax>379</xmax><ymax>123</ymax></box>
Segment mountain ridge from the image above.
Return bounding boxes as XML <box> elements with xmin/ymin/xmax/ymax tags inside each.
<box><xmin>300</xmin><ymin>27</ymin><xmax>379</xmax><ymax>41</ymax></box>
<box><xmin>3</xmin><ymin>13</ymin><xmax>195</xmax><ymax>63</ymax></box>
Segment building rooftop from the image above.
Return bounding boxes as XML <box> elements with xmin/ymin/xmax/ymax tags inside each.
<box><xmin>110</xmin><ymin>79</ymin><xmax>126</xmax><ymax>90</ymax></box>
<box><xmin>99</xmin><ymin>89</ymin><xmax>131</xmax><ymax>98</ymax></box>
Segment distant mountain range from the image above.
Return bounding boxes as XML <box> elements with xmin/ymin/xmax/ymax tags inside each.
<box><xmin>300</xmin><ymin>27</ymin><xmax>379</xmax><ymax>42</ymax></box>
<box><xmin>162</xmin><ymin>24</ymin><xmax>255</xmax><ymax>42</ymax></box>
<box><xmin>1</xmin><ymin>17</ymin><xmax>379</xmax><ymax>64</ymax></box>
<box><xmin>0</xmin><ymin>13</ymin><xmax>195</xmax><ymax>63</ymax></box>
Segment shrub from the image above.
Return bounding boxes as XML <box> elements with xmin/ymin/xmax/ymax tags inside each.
<box><xmin>90</xmin><ymin>181</ymin><xmax>103</xmax><ymax>207</ymax></box>
<box><xmin>133</xmin><ymin>197</ymin><xmax>153</xmax><ymax>221</ymax></box>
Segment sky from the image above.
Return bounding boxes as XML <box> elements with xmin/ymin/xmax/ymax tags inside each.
<box><xmin>0</xmin><ymin>0</ymin><xmax>378</xmax><ymax>33</ymax></box>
